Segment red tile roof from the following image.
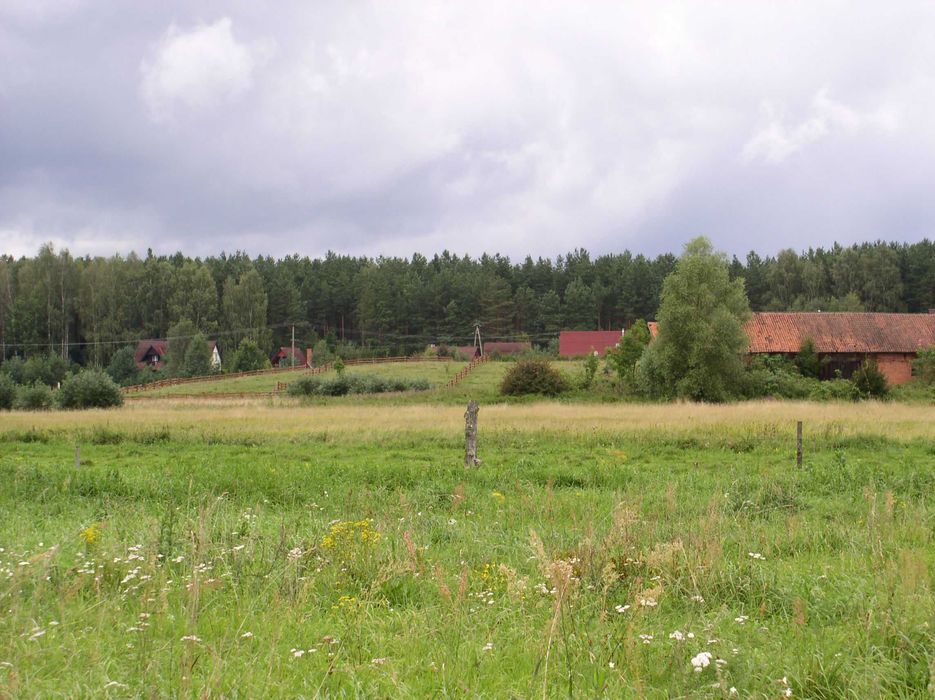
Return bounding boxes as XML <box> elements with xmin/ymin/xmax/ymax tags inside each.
<box><xmin>647</xmin><ymin>322</ymin><xmax>659</xmax><ymax>339</ymax></box>
<box><xmin>745</xmin><ymin>312</ymin><xmax>935</xmax><ymax>354</ymax></box>
<box><xmin>559</xmin><ymin>330</ymin><xmax>623</xmax><ymax>357</ymax></box>
<box><xmin>134</xmin><ymin>339</ymin><xmax>168</xmax><ymax>366</ymax></box>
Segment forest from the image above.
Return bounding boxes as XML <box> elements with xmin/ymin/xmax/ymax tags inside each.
<box><xmin>1</xmin><ymin>239</ymin><xmax>934</xmax><ymax>365</ymax></box>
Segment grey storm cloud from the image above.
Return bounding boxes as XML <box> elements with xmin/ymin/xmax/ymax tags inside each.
<box><xmin>1</xmin><ymin>1</ymin><xmax>935</xmax><ymax>260</ymax></box>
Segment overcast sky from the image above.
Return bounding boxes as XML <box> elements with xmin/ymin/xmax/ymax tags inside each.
<box><xmin>2</xmin><ymin>1</ymin><xmax>934</xmax><ymax>261</ymax></box>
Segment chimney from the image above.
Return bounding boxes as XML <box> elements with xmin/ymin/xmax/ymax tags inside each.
<box><xmin>306</xmin><ymin>347</ymin><xmax>313</xmax><ymax>368</ymax></box>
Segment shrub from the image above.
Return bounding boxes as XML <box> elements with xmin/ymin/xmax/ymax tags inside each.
<box><xmin>23</xmin><ymin>354</ymin><xmax>71</xmax><ymax>387</ymax></box>
<box><xmin>743</xmin><ymin>355</ymin><xmax>817</xmax><ymax>399</ymax></box>
<box><xmin>808</xmin><ymin>378</ymin><xmax>860</xmax><ymax>402</ymax></box>
<box><xmin>852</xmin><ymin>359</ymin><xmax>889</xmax><ymax>398</ymax></box>
<box><xmin>500</xmin><ymin>359</ymin><xmax>570</xmax><ymax>396</ymax></box>
<box><xmin>14</xmin><ymin>383</ymin><xmax>55</xmax><ymax>411</ymax></box>
<box><xmin>106</xmin><ymin>346</ymin><xmax>141</xmax><ymax>386</ymax></box>
<box><xmin>57</xmin><ymin>370</ymin><xmax>124</xmax><ymax>409</ymax></box>
<box><xmin>580</xmin><ymin>352</ymin><xmax>599</xmax><ymax>389</ymax></box>
<box><xmin>0</xmin><ymin>374</ymin><xmax>15</xmax><ymax>410</ymax></box>
<box><xmin>914</xmin><ymin>347</ymin><xmax>935</xmax><ymax>384</ymax></box>
<box><xmin>311</xmin><ymin>339</ymin><xmax>333</xmax><ymax>366</ymax></box>
<box><xmin>606</xmin><ymin>321</ymin><xmax>649</xmax><ymax>383</ymax></box>
<box><xmin>1</xmin><ymin>356</ymin><xmax>26</xmax><ymax>384</ymax></box>
<box><xmin>333</xmin><ymin>357</ymin><xmax>346</xmax><ymax>376</ymax></box>
<box><xmin>229</xmin><ymin>338</ymin><xmax>271</xmax><ymax>373</ymax></box>
<box><xmin>182</xmin><ymin>333</ymin><xmax>214</xmax><ymax>377</ymax></box>
<box><xmin>794</xmin><ymin>337</ymin><xmax>822</xmax><ymax>379</ymax></box>
<box><xmin>286</xmin><ymin>374</ymin><xmax>431</xmax><ymax>397</ymax></box>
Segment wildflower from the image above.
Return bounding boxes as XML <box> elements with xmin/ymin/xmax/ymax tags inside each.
<box><xmin>638</xmin><ymin>597</ymin><xmax>657</xmax><ymax>607</ymax></box>
<box><xmin>691</xmin><ymin>651</ymin><xmax>712</xmax><ymax>672</ymax></box>
<box><xmin>482</xmin><ymin>642</ymin><xmax>493</xmax><ymax>652</ymax></box>
<box><xmin>232</xmin><ymin>544</ymin><xmax>245</xmax><ymax>552</ymax></box>
<box><xmin>291</xmin><ymin>648</ymin><xmax>305</xmax><ymax>658</ymax></box>
<box><xmin>79</xmin><ymin>524</ymin><xmax>100</xmax><ymax>547</ymax></box>
<box><xmin>748</xmin><ymin>552</ymin><xmax>765</xmax><ymax>560</ymax></box>
<box><xmin>491</xmin><ymin>491</ymin><xmax>505</xmax><ymax>502</ymax></box>
<box><xmin>614</xmin><ymin>604</ymin><xmax>630</xmax><ymax>614</ymax></box>
<box><xmin>180</xmin><ymin>635</ymin><xmax>201</xmax><ymax>643</ymax></box>
<box><xmin>690</xmin><ymin>594</ymin><xmax>705</xmax><ymax>603</ymax></box>
<box><xmin>173</xmin><ymin>556</ymin><xmax>185</xmax><ymax>563</ymax></box>
<box><xmin>447</xmin><ymin>518</ymin><xmax>457</xmax><ymax>525</ymax></box>
<box><xmin>371</xmin><ymin>657</ymin><xmax>387</xmax><ymax>665</ymax></box>
<box><xmin>241</xmin><ymin>632</ymin><xmax>254</xmax><ymax>638</ymax></box>
<box><xmin>608</xmin><ymin>661</ymin><xmax>616</xmax><ymax>669</ymax></box>
<box><xmin>669</xmin><ymin>630</ymin><xmax>685</xmax><ymax>641</ymax></box>
<box><xmin>734</xmin><ymin>615</ymin><xmax>749</xmax><ymax>624</ymax></box>
<box><xmin>638</xmin><ymin>634</ymin><xmax>653</xmax><ymax>644</ymax></box>
<box><xmin>287</xmin><ymin>547</ymin><xmax>303</xmax><ymax>561</ymax></box>
<box><xmin>716</xmin><ymin>658</ymin><xmax>727</xmax><ymax>667</ymax></box>
<box><xmin>729</xmin><ymin>688</ymin><xmax>738</xmax><ymax>697</ymax></box>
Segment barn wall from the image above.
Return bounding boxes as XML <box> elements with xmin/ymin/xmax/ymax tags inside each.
<box><xmin>875</xmin><ymin>353</ymin><xmax>914</xmax><ymax>385</ymax></box>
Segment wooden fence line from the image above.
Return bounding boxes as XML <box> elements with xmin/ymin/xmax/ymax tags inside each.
<box><xmin>444</xmin><ymin>354</ymin><xmax>489</xmax><ymax>388</ymax></box>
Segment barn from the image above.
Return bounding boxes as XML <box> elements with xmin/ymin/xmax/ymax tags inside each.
<box><xmin>558</xmin><ymin>330</ymin><xmax>623</xmax><ymax>357</ymax></box>
<box><xmin>745</xmin><ymin>312</ymin><xmax>935</xmax><ymax>385</ymax></box>
<box><xmin>135</xmin><ymin>338</ymin><xmax>221</xmax><ymax>371</ymax></box>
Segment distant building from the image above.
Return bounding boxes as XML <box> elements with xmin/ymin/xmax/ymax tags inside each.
<box><xmin>558</xmin><ymin>330</ymin><xmax>623</xmax><ymax>357</ymax></box>
<box><xmin>746</xmin><ymin>312</ymin><xmax>935</xmax><ymax>384</ymax></box>
<box><xmin>271</xmin><ymin>346</ymin><xmax>308</xmax><ymax>368</ymax></box>
<box><xmin>135</xmin><ymin>338</ymin><xmax>221</xmax><ymax>370</ymax></box>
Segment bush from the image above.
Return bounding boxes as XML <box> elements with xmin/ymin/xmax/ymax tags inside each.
<box><xmin>794</xmin><ymin>337</ymin><xmax>822</xmax><ymax>379</ymax></box>
<box><xmin>106</xmin><ymin>346</ymin><xmax>141</xmax><ymax>386</ymax></box>
<box><xmin>57</xmin><ymin>370</ymin><xmax>124</xmax><ymax>409</ymax></box>
<box><xmin>914</xmin><ymin>347</ymin><xmax>935</xmax><ymax>384</ymax></box>
<box><xmin>852</xmin><ymin>359</ymin><xmax>889</xmax><ymax>398</ymax></box>
<box><xmin>286</xmin><ymin>374</ymin><xmax>431</xmax><ymax>397</ymax></box>
<box><xmin>229</xmin><ymin>338</ymin><xmax>271</xmax><ymax>373</ymax></box>
<box><xmin>311</xmin><ymin>339</ymin><xmax>333</xmax><ymax>366</ymax></box>
<box><xmin>808</xmin><ymin>378</ymin><xmax>860</xmax><ymax>402</ymax></box>
<box><xmin>14</xmin><ymin>383</ymin><xmax>55</xmax><ymax>411</ymax></box>
<box><xmin>743</xmin><ymin>355</ymin><xmax>817</xmax><ymax>399</ymax></box>
<box><xmin>0</xmin><ymin>374</ymin><xmax>15</xmax><ymax>410</ymax></box>
<box><xmin>23</xmin><ymin>354</ymin><xmax>71</xmax><ymax>387</ymax></box>
<box><xmin>1</xmin><ymin>356</ymin><xmax>26</xmax><ymax>384</ymax></box>
<box><xmin>500</xmin><ymin>359</ymin><xmax>570</xmax><ymax>396</ymax></box>
<box><xmin>580</xmin><ymin>352</ymin><xmax>599</xmax><ymax>389</ymax></box>
<box><xmin>181</xmin><ymin>333</ymin><xmax>214</xmax><ymax>377</ymax></box>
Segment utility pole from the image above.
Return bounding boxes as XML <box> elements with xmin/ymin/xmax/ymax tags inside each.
<box><xmin>291</xmin><ymin>324</ymin><xmax>295</xmax><ymax>367</ymax></box>
<box><xmin>473</xmin><ymin>323</ymin><xmax>483</xmax><ymax>357</ymax></box>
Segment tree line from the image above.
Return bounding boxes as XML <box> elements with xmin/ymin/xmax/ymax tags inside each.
<box><xmin>0</xmin><ymin>239</ymin><xmax>933</xmax><ymax>366</ymax></box>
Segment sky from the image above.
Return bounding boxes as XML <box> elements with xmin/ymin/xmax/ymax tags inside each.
<box><xmin>1</xmin><ymin>1</ymin><xmax>934</xmax><ymax>261</ymax></box>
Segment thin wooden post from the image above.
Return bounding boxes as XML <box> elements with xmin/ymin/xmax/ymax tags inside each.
<box><xmin>796</xmin><ymin>421</ymin><xmax>803</xmax><ymax>468</ymax></box>
<box><xmin>464</xmin><ymin>400</ymin><xmax>481</xmax><ymax>468</ymax></box>
<box><xmin>75</xmin><ymin>445</ymin><xmax>81</xmax><ymax>469</ymax></box>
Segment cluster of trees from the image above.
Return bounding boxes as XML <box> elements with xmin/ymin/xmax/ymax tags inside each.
<box><xmin>0</xmin><ymin>364</ymin><xmax>123</xmax><ymax>411</ymax></box>
<box><xmin>2</xmin><ymin>240</ymin><xmax>935</xmax><ymax>369</ymax></box>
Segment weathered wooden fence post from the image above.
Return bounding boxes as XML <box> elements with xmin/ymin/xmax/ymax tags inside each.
<box><xmin>796</xmin><ymin>421</ymin><xmax>803</xmax><ymax>468</ymax></box>
<box><xmin>464</xmin><ymin>400</ymin><xmax>481</xmax><ymax>468</ymax></box>
<box><xmin>75</xmin><ymin>445</ymin><xmax>81</xmax><ymax>470</ymax></box>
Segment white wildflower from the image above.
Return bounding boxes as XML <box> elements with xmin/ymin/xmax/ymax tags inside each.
<box><xmin>291</xmin><ymin>648</ymin><xmax>305</xmax><ymax>658</ymax></box>
<box><xmin>614</xmin><ymin>604</ymin><xmax>631</xmax><ymax>614</ymax></box>
<box><xmin>180</xmin><ymin>635</ymin><xmax>201</xmax><ymax>643</ymax></box>
<box><xmin>638</xmin><ymin>634</ymin><xmax>653</xmax><ymax>644</ymax></box>
<box><xmin>241</xmin><ymin>632</ymin><xmax>254</xmax><ymax>638</ymax></box>
<box><xmin>287</xmin><ymin>547</ymin><xmax>303</xmax><ymax>561</ymax></box>
<box><xmin>734</xmin><ymin>615</ymin><xmax>749</xmax><ymax>624</ymax></box>
<box><xmin>447</xmin><ymin>518</ymin><xmax>457</xmax><ymax>525</ymax></box>
<box><xmin>748</xmin><ymin>552</ymin><xmax>765</xmax><ymax>560</ymax></box>
<box><xmin>608</xmin><ymin>661</ymin><xmax>615</xmax><ymax>669</ymax></box>
<box><xmin>691</xmin><ymin>651</ymin><xmax>713</xmax><ymax>672</ymax></box>
<box><xmin>638</xmin><ymin>597</ymin><xmax>657</xmax><ymax>608</ymax></box>
<box><xmin>371</xmin><ymin>657</ymin><xmax>387</xmax><ymax>665</ymax></box>
<box><xmin>669</xmin><ymin>630</ymin><xmax>685</xmax><ymax>641</ymax></box>
<box><xmin>482</xmin><ymin>642</ymin><xmax>493</xmax><ymax>652</ymax></box>
<box><xmin>690</xmin><ymin>595</ymin><xmax>705</xmax><ymax>603</ymax></box>
<box><xmin>729</xmin><ymin>688</ymin><xmax>738</xmax><ymax>697</ymax></box>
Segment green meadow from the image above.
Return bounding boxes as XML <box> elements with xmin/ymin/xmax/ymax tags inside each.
<box><xmin>2</xmin><ymin>398</ymin><xmax>935</xmax><ymax>697</ymax></box>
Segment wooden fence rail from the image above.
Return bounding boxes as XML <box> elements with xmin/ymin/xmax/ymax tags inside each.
<box><xmin>445</xmin><ymin>354</ymin><xmax>489</xmax><ymax>388</ymax></box>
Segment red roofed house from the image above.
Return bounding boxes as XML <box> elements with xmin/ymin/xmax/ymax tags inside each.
<box><xmin>135</xmin><ymin>339</ymin><xmax>221</xmax><ymax>371</ymax></box>
<box><xmin>745</xmin><ymin>312</ymin><xmax>935</xmax><ymax>384</ymax></box>
<box><xmin>558</xmin><ymin>330</ymin><xmax>623</xmax><ymax>357</ymax></box>
<box><xmin>271</xmin><ymin>346</ymin><xmax>308</xmax><ymax>368</ymax></box>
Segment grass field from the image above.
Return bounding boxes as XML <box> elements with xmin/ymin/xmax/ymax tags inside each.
<box><xmin>3</xmin><ymin>401</ymin><xmax>935</xmax><ymax>697</ymax></box>
<box><xmin>132</xmin><ymin>358</ymin><xmax>590</xmax><ymax>403</ymax></box>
